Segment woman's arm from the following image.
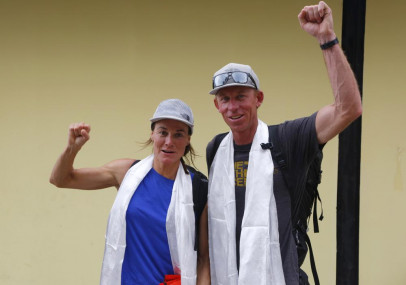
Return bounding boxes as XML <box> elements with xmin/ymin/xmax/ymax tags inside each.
<box><xmin>49</xmin><ymin>122</ymin><xmax>134</xmax><ymax>190</ymax></box>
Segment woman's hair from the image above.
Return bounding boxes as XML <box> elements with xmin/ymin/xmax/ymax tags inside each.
<box><xmin>143</xmin><ymin>122</ymin><xmax>197</xmax><ymax>168</ymax></box>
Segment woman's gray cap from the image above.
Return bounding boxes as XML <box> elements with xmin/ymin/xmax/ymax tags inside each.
<box><xmin>209</xmin><ymin>62</ymin><xmax>260</xmax><ymax>95</ymax></box>
<box><xmin>150</xmin><ymin>99</ymin><xmax>194</xmax><ymax>134</ymax></box>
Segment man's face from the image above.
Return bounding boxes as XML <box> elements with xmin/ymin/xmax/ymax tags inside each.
<box><xmin>214</xmin><ymin>86</ymin><xmax>263</xmax><ymax>137</ymax></box>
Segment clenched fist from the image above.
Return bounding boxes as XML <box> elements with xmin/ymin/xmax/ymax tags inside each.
<box><xmin>68</xmin><ymin>122</ymin><xmax>91</xmax><ymax>149</ymax></box>
<box><xmin>298</xmin><ymin>1</ymin><xmax>336</xmax><ymax>44</ymax></box>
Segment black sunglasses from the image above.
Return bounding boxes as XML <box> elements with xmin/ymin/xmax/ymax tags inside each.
<box><xmin>212</xmin><ymin>71</ymin><xmax>257</xmax><ymax>90</ymax></box>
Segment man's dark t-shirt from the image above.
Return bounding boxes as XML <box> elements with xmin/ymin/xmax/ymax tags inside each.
<box><xmin>228</xmin><ymin>113</ymin><xmax>320</xmax><ymax>284</ymax></box>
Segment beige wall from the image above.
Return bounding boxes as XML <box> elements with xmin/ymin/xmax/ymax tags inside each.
<box><xmin>361</xmin><ymin>0</ymin><xmax>406</xmax><ymax>284</ymax></box>
<box><xmin>1</xmin><ymin>0</ymin><xmax>405</xmax><ymax>284</ymax></box>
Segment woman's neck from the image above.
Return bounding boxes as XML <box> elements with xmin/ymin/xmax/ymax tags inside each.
<box><xmin>153</xmin><ymin>160</ymin><xmax>180</xmax><ymax>180</ymax></box>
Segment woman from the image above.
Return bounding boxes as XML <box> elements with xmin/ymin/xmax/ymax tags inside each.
<box><xmin>50</xmin><ymin>99</ymin><xmax>210</xmax><ymax>285</ymax></box>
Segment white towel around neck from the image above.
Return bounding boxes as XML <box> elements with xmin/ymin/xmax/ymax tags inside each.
<box><xmin>208</xmin><ymin>120</ymin><xmax>286</xmax><ymax>285</ymax></box>
<box><xmin>100</xmin><ymin>154</ymin><xmax>197</xmax><ymax>285</ymax></box>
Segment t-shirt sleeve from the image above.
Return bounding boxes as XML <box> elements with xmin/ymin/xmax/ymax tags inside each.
<box><xmin>278</xmin><ymin>112</ymin><xmax>320</xmax><ymax>167</ymax></box>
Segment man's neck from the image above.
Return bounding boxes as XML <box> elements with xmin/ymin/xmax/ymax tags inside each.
<box><xmin>232</xmin><ymin>127</ymin><xmax>257</xmax><ymax>145</ymax></box>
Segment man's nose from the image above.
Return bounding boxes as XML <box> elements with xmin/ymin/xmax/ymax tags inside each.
<box><xmin>228</xmin><ymin>98</ymin><xmax>239</xmax><ymax>111</ymax></box>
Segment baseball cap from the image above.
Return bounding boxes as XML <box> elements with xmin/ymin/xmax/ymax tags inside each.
<box><xmin>150</xmin><ymin>99</ymin><xmax>194</xmax><ymax>134</ymax></box>
<box><xmin>209</xmin><ymin>63</ymin><xmax>260</xmax><ymax>95</ymax></box>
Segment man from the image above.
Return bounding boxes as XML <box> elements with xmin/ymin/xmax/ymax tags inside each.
<box><xmin>206</xmin><ymin>2</ymin><xmax>362</xmax><ymax>285</ymax></box>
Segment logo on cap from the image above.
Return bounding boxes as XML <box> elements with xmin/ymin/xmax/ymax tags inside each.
<box><xmin>182</xmin><ymin>113</ymin><xmax>190</xmax><ymax>122</ymax></box>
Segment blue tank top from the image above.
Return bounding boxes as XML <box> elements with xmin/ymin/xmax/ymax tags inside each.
<box><xmin>121</xmin><ymin>168</ymin><xmax>175</xmax><ymax>284</ymax></box>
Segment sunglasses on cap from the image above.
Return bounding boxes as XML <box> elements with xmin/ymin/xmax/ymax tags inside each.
<box><xmin>212</xmin><ymin>71</ymin><xmax>258</xmax><ymax>90</ymax></box>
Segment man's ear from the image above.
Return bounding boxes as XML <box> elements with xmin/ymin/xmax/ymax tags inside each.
<box><xmin>214</xmin><ymin>97</ymin><xmax>220</xmax><ymax>110</ymax></box>
<box><xmin>256</xmin><ymin>91</ymin><xmax>264</xmax><ymax>108</ymax></box>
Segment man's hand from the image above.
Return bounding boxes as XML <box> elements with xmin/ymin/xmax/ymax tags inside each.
<box><xmin>68</xmin><ymin>122</ymin><xmax>91</xmax><ymax>150</ymax></box>
<box><xmin>298</xmin><ymin>1</ymin><xmax>336</xmax><ymax>44</ymax></box>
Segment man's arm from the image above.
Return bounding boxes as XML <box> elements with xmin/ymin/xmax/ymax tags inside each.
<box><xmin>298</xmin><ymin>1</ymin><xmax>362</xmax><ymax>144</ymax></box>
<box><xmin>49</xmin><ymin>122</ymin><xmax>134</xmax><ymax>190</ymax></box>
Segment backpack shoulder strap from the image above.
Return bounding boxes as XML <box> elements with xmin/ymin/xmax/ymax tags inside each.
<box><xmin>187</xmin><ymin>166</ymin><xmax>208</xmax><ymax>251</ymax></box>
<box><xmin>130</xmin><ymin>159</ymin><xmax>140</xmax><ymax>167</ymax></box>
<box><xmin>264</xmin><ymin>125</ymin><xmax>321</xmax><ymax>285</ymax></box>
<box><xmin>206</xmin><ymin>132</ymin><xmax>228</xmax><ymax>171</ymax></box>
<box><xmin>263</xmin><ymin>125</ymin><xmax>287</xmax><ymax>170</ymax></box>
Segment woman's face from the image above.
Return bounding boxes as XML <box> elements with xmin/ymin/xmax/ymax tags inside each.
<box><xmin>151</xmin><ymin>119</ymin><xmax>191</xmax><ymax>168</ymax></box>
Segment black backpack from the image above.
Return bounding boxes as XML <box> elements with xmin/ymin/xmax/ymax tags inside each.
<box><xmin>206</xmin><ymin>126</ymin><xmax>324</xmax><ymax>285</ymax></box>
<box><xmin>130</xmin><ymin>160</ymin><xmax>208</xmax><ymax>251</ymax></box>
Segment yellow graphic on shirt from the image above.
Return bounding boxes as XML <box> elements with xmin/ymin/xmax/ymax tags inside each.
<box><xmin>235</xmin><ymin>161</ymin><xmax>248</xmax><ymax>187</ymax></box>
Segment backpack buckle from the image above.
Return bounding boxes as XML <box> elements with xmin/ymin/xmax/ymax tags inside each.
<box><xmin>260</xmin><ymin>142</ymin><xmax>273</xmax><ymax>150</ymax></box>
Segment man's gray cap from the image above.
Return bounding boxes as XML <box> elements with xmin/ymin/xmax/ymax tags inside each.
<box><xmin>150</xmin><ymin>99</ymin><xmax>194</xmax><ymax>134</ymax></box>
<box><xmin>209</xmin><ymin>63</ymin><xmax>260</xmax><ymax>95</ymax></box>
